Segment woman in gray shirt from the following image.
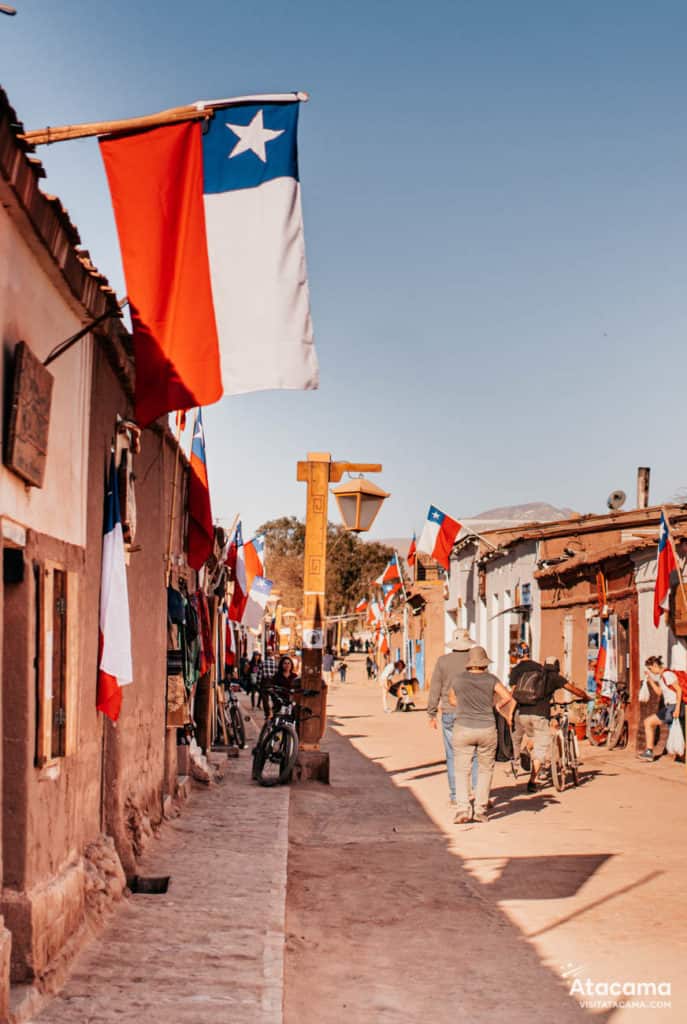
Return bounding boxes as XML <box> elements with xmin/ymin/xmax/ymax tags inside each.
<box><xmin>451</xmin><ymin>646</ymin><xmax>515</xmax><ymax>823</ymax></box>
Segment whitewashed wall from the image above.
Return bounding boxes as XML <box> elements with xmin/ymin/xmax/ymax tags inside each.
<box><xmin>447</xmin><ymin>539</ymin><xmax>541</xmax><ymax>677</ymax></box>
<box><xmin>0</xmin><ymin>198</ymin><xmax>92</xmax><ymax>547</ymax></box>
<box><xmin>633</xmin><ymin>550</ymin><xmax>687</xmax><ymax>671</ymax></box>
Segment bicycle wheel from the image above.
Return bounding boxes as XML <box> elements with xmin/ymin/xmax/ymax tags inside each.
<box><xmin>566</xmin><ymin>730</ymin><xmax>580</xmax><ymax>786</ymax></box>
<box><xmin>550</xmin><ymin>733</ymin><xmax>566</xmax><ymax>792</ymax></box>
<box><xmin>230</xmin><ymin>704</ymin><xmax>246</xmax><ymax>749</ymax></box>
<box><xmin>587</xmin><ymin>704</ymin><xmax>609</xmax><ymax>746</ymax></box>
<box><xmin>257</xmin><ymin>724</ymin><xmax>298</xmax><ymax>787</ymax></box>
<box><xmin>608</xmin><ymin>706</ymin><xmax>626</xmax><ymax>750</ymax></box>
<box><xmin>252</xmin><ymin>719</ymin><xmax>272</xmax><ymax>780</ymax></box>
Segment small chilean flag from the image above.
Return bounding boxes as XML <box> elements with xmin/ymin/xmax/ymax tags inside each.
<box><xmin>654</xmin><ymin>511</ymin><xmax>676</xmax><ymax>627</ymax></box>
<box><xmin>375</xmin><ymin>554</ymin><xmax>402</xmax><ymax>586</ymax></box>
<box><xmin>99</xmin><ymin>96</ymin><xmax>318</xmax><ymax>427</ymax></box>
<box><xmin>417</xmin><ymin>505</ymin><xmax>462</xmax><ymax>570</ymax></box>
<box><xmin>407</xmin><ymin>533</ymin><xmax>417</xmax><ymax>569</ymax></box>
<box><xmin>355</xmin><ymin>598</ymin><xmax>368</xmax><ymax>614</ymax></box>
<box><xmin>97</xmin><ymin>454</ymin><xmax>133</xmax><ymax>722</ymax></box>
<box><xmin>187</xmin><ymin>409</ymin><xmax>214</xmax><ymax>570</ymax></box>
<box><xmin>228</xmin><ymin>532</ymin><xmax>266</xmax><ymax>622</ymax></box>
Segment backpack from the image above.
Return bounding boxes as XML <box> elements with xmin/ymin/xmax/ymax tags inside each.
<box><xmin>512</xmin><ymin>667</ymin><xmax>548</xmax><ymax>706</ymax></box>
<box><xmin>664</xmin><ymin>670</ymin><xmax>687</xmax><ymax>702</ymax></box>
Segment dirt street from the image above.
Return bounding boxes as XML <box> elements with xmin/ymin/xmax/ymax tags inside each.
<box><xmin>284</xmin><ymin>654</ymin><xmax>686</xmax><ymax>1023</ymax></box>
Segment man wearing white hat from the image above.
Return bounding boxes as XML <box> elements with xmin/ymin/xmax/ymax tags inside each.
<box><xmin>427</xmin><ymin>627</ymin><xmax>475</xmax><ymax>806</ymax></box>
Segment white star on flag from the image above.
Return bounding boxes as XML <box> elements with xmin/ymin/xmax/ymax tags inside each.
<box><xmin>226</xmin><ymin>109</ymin><xmax>284</xmax><ymax>163</ymax></box>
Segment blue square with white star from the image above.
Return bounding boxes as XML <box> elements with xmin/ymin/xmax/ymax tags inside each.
<box><xmin>203</xmin><ymin>103</ymin><xmax>300</xmax><ymax>194</ymax></box>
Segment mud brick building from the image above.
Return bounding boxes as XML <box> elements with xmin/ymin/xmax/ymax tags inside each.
<box><xmin>0</xmin><ymin>88</ymin><xmax>191</xmax><ymax>1018</ymax></box>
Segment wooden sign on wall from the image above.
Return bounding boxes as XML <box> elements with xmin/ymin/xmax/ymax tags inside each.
<box><xmin>5</xmin><ymin>341</ymin><xmax>53</xmax><ymax>488</ymax></box>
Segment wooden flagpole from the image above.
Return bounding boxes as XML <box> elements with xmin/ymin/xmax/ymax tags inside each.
<box><xmin>20</xmin><ymin>92</ymin><xmax>310</xmax><ymax>147</ymax></box>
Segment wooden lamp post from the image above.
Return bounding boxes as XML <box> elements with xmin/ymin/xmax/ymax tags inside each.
<box><xmin>296</xmin><ymin>453</ymin><xmax>387</xmax><ymax>781</ymax></box>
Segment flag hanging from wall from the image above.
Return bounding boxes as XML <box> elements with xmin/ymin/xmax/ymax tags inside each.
<box><xmin>228</xmin><ymin>531</ymin><xmax>267</xmax><ymax>622</ymax></box>
<box><xmin>654</xmin><ymin>511</ymin><xmax>676</xmax><ymax>627</ymax></box>
<box><xmin>99</xmin><ymin>96</ymin><xmax>319</xmax><ymax>426</ymax></box>
<box><xmin>97</xmin><ymin>453</ymin><xmax>133</xmax><ymax>722</ymax></box>
<box><xmin>242</xmin><ymin>575</ymin><xmax>274</xmax><ymax>630</ymax></box>
<box><xmin>417</xmin><ymin>505</ymin><xmax>462</xmax><ymax>570</ymax></box>
<box><xmin>186</xmin><ymin>409</ymin><xmax>214</xmax><ymax>570</ymax></box>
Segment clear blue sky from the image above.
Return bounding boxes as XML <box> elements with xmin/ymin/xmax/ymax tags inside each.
<box><xmin>3</xmin><ymin>1</ymin><xmax>687</xmax><ymax>541</ymax></box>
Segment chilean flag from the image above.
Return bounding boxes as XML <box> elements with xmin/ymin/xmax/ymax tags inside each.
<box><xmin>654</xmin><ymin>511</ymin><xmax>676</xmax><ymax>627</ymax></box>
<box><xmin>242</xmin><ymin>575</ymin><xmax>274</xmax><ymax>630</ymax></box>
<box><xmin>382</xmin><ymin>580</ymin><xmax>402</xmax><ymax>612</ymax></box>
<box><xmin>228</xmin><ymin>532</ymin><xmax>266</xmax><ymax>622</ymax></box>
<box><xmin>186</xmin><ymin>409</ymin><xmax>214</xmax><ymax>570</ymax></box>
<box><xmin>99</xmin><ymin>96</ymin><xmax>319</xmax><ymax>427</ymax></box>
<box><xmin>226</xmin><ymin>520</ymin><xmax>243</xmax><ymax>582</ymax></box>
<box><xmin>375</xmin><ymin>554</ymin><xmax>402</xmax><ymax>586</ymax></box>
<box><xmin>417</xmin><ymin>505</ymin><xmax>462</xmax><ymax>570</ymax></box>
<box><xmin>97</xmin><ymin>454</ymin><xmax>133</xmax><ymax>722</ymax></box>
<box><xmin>407</xmin><ymin>533</ymin><xmax>417</xmax><ymax>569</ymax></box>
<box><xmin>355</xmin><ymin>598</ymin><xmax>368</xmax><ymax>614</ymax></box>
<box><xmin>594</xmin><ymin>620</ymin><xmax>608</xmax><ymax>691</ymax></box>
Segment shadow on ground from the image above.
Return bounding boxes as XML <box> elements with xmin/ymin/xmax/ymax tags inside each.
<box><xmin>284</xmin><ymin>724</ymin><xmax>612</xmax><ymax>1024</ymax></box>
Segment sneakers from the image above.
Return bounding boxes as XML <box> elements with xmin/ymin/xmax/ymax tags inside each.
<box><xmin>526</xmin><ymin>779</ymin><xmax>538</xmax><ymax>793</ymax></box>
<box><xmin>638</xmin><ymin>749</ymin><xmax>654</xmax><ymax>762</ymax></box>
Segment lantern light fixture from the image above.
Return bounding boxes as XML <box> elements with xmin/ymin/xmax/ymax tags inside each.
<box><xmin>331</xmin><ymin>475</ymin><xmax>390</xmax><ymax>533</ymax></box>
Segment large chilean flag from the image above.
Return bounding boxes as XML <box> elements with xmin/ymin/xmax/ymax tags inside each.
<box><xmin>417</xmin><ymin>505</ymin><xmax>462</xmax><ymax>570</ymax></box>
<box><xmin>100</xmin><ymin>96</ymin><xmax>319</xmax><ymax>426</ymax></box>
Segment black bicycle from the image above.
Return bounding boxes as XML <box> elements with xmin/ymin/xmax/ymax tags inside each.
<box><xmin>251</xmin><ymin>686</ymin><xmax>319</xmax><ymax>787</ymax></box>
<box><xmin>216</xmin><ymin>682</ymin><xmax>246</xmax><ymax>749</ymax></box>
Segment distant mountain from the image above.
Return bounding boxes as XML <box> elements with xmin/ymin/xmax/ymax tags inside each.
<box><xmin>472</xmin><ymin>502</ymin><xmax>577</xmax><ymax>522</ymax></box>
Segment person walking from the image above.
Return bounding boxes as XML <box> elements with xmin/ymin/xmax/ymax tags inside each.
<box><xmin>365</xmin><ymin>655</ymin><xmax>375</xmax><ymax>680</ymax></box>
<box><xmin>511</xmin><ymin>655</ymin><xmax>587</xmax><ymax>792</ymax></box>
<box><xmin>322</xmin><ymin>647</ymin><xmax>335</xmax><ymax>686</ymax></box>
<box><xmin>451</xmin><ymin>646</ymin><xmax>515</xmax><ymax>824</ymax></box>
<box><xmin>256</xmin><ymin>648</ymin><xmax>278</xmax><ymax>718</ymax></box>
<box><xmin>247</xmin><ymin>652</ymin><xmax>262</xmax><ymax>709</ymax></box>
<box><xmin>638</xmin><ymin>656</ymin><xmax>683</xmax><ymax>762</ymax></box>
<box><xmin>338</xmin><ymin>659</ymin><xmax>348</xmax><ymax>683</ymax></box>
<box><xmin>427</xmin><ymin>627</ymin><xmax>478</xmax><ymax>807</ymax></box>
<box><xmin>379</xmin><ymin>658</ymin><xmax>405</xmax><ymax>714</ymax></box>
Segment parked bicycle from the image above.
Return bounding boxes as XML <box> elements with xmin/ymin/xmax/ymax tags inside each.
<box><xmin>251</xmin><ymin>685</ymin><xmax>319</xmax><ymax>787</ymax></box>
<box><xmin>550</xmin><ymin>699</ymin><xmax>586</xmax><ymax>791</ymax></box>
<box><xmin>215</xmin><ymin>681</ymin><xmax>246</xmax><ymax>749</ymax></box>
<box><xmin>587</xmin><ymin>681</ymin><xmax>629</xmax><ymax>749</ymax></box>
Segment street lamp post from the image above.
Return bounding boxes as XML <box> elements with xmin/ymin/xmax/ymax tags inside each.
<box><xmin>296</xmin><ymin>452</ymin><xmax>387</xmax><ymax>781</ymax></box>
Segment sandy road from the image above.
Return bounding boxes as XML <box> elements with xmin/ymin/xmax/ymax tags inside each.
<box><xmin>284</xmin><ymin>655</ymin><xmax>686</xmax><ymax>1023</ymax></box>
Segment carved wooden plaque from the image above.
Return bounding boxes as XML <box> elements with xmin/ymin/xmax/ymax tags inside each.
<box><xmin>5</xmin><ymin>341</ymin><xmax>53</xmax><ymax>488</ymax></box>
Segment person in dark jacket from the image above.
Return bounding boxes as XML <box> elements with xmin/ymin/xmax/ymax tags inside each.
<box><xmin>511</xmin><ymin>655</ymin><xmax>586</xmax><ymax>792</ymax></box>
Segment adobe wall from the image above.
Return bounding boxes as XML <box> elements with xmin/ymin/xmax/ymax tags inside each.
<box><xmin>87</xmin><ymin>345</ymin><xmax>183</xmax><ymax>877</ymax></box>
<box><xmin>0</xmin><ymin>568</ymin><xmax>8</xmax><ymax>1020</ymax></box>
<box><xmin>1</xmin><ymin>528</ymin><xmax>100</xmax><ymax>985</ymax></box>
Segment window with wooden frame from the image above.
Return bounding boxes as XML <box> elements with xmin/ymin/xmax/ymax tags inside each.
<box><xmin>35</xmin><ymin>561</ymin><xmax>77</xmax><ymax>767</ymax></box>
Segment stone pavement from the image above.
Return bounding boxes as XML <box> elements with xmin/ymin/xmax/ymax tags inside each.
<box><xmin>30</xmin><ymin>711</ymin><xmax>289</xmax><ymax>1024</ymax></box>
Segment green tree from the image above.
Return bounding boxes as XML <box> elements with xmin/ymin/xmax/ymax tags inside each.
<box><xmin>258</xmin><ymin>516</ymin><xmax>395</xmax><ymax>614</ymax></box>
